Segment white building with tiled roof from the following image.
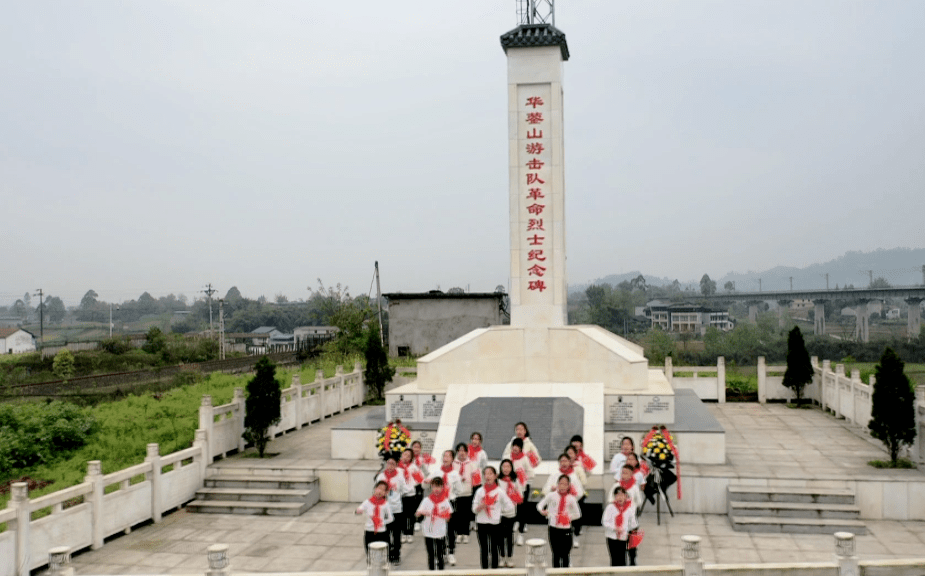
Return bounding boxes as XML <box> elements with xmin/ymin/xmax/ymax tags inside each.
<box><xmin>0</xmin><ymin>328</ymin><xmax>36</xmax><ymax>354</ymax></box>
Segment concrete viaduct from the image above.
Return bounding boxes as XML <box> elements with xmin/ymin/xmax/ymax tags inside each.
<box><xmin>698</xmin><ymin>287</ymin><xmax>925</xmax><ymax>342</ymax></box>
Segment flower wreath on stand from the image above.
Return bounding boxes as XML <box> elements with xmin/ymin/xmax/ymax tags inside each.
<box><xmin>641</xmin><ymin>425</ymin><xmax>681</xmax><ymax>500</ymax></box>
<box><xmin>377</xmin><ymin>419</ymin><xmax>411</xmax><ymax>461</ymax></box>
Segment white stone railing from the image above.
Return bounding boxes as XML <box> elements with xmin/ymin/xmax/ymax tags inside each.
<box><xmin>199</xmin><ymin>362</ymin><xmax>365</xmax><ymax>461</ymax></box>
<box><xmin>664</xmin><ymin>357</ymin><xmax>726</xmax><ymax>402</ymax></box>
<box><xmin>1</xmin><ymin>364</ymin><xmax>366</xmax><ymax>576</ymax></box>
<box><xmin>36</xmin><ymin>532</ymin><xmax>925</xmax><ymax>576</ymax></box>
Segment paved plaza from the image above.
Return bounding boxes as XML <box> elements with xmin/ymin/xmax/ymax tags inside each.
<box><xmin>64</xmin><ymin>404</ymin><xmax>925</xmax><ymax>574</ymax></box>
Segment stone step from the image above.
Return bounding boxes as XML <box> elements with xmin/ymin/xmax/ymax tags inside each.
<box><xmin>196</xmin><ymin>487</ymin><xmax>314</xmax><ymax>503</ymax></box>
<box><xmin>728</xmin><ymin>486</ymin><xmax>855</xmax><ymax>505</ymax></box>
<box><xmin>203</xmin><ymin>474</ymin><xmax>317</xmax><ymax>491</ymax></box>
<box><xmin>186</xmin><ymin>499</ymin><xmax>312</xmax><ymax>516</ymax></box>
<box><xmin>729</xmin><ymin>500</ymin><xmax>860</xmax><ymax>520</ymax></box>
<box><xmin>729</xmin><ymin>515</ymin><xmax>867</xmax><ymax>535</ymax></box>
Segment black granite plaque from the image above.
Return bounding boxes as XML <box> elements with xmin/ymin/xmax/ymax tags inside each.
<box><xmin>454</xmin><ymin>397</ymin><xmax>583</xmax><ymax>460</ymax></box>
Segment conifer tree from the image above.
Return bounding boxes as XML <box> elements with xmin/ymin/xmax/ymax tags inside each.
<box><xmin>782</xmin><ymin>326</ymin><xmax>813</xmax><ymax>404</ymax></box>
<box><xmin>869</xmin><ymin>348</ymin><xmax>916</xmax><ymax>465</ymax></box>
<box><xmin>243</xmin><ymin>356</ymin><xmax>281</xmax><ymax>457</ymax></box>
<box><xmin>364</xmin><ymin>324</ymin><xmax>395</xmax><ymax>402</ymax></box>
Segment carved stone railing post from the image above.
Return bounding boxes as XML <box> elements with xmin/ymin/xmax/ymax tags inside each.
<box><xmin>336</xmin><ymin>365</ymin><xmax>345</xmax><ymax>413</ymax></box>
<box><xmin>355</xmin><ymin>361</ymin><xmax>364</xmax><ymax>405</ymax></box>
<box><xmin>199</xmin><ymin>395</ymin><xmax>214</xmax><ymax>463</ymax></box>
<box><xmin>717</xmin><ymin>356</ymin><xmax>726</xmax><ymax>403</ymax></box>
<box><xmin>367</xmin><ymin>541</ymin><xmax>389</xmax><ymax>576</ymax></box>
<box><xmin>318</xmin><ymin>369</ymin><xmax>326</xmax><ymax>421</ymax></box>
<box><xmin>292</xmin><ymin>375</ymin><xmax>303</xmax><ymax>429</ymax></box>
<box><xmin>86</xmin><ymin>460</ymin><xmax>104</xmax><ymax>550</ymax></box>
<box><xmin>681</xmin><ymin>535</ymin><xmax>704</xmax><ymax>576</ymax></box>
<box><xmin>47</xmin><ymin>547</ymin><xmax>73</xmax><ymax>576</ymax></box>
<box><xmin>233</xmin><ymin>387</ymin><xmax>246</xmax><ymax>452</ymax></box>
<box><xmin>835</xmin><ymin>532</ymin><xmax>858</xmax><ymax>576</ymax></box>
<box><xmin>145</xmin><ymin>443</ymin><xmax>162</xmax><ymax>523</ymax></box>
<box><xmin>12</xmin><ymin>482</ymin><xmax>30</xmax><ymax>576</ymax></box>
<box><xmin>525</xmin><ymin>538</ymin><xmax>547</xmax><ymax>576</ymax></box>
<box><xmin>206</xmin><ymin>544</ymin><xmax>230</xmax><ymax>576</ymax></box>
<box><xmin>193</xmin><ymin>429</ymin><xmax>209</xmax><ymax>483</ymax></box>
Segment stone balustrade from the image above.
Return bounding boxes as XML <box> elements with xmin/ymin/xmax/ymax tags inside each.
<box><xmin>41</xmin><ymin>532</ymin><xmax>925</xmax><ymax>576</ymax></box>
<box><xmin>1</xmin><ymin>365</ymin><xmax>365</xmax><ymax>576</ymax></box>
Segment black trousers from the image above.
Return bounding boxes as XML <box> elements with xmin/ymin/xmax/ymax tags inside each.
<box><xmin>454</xmin><ymin>495</ymin><xmax>473</xmax><ymax>536</ymax></box>
<box><xmin>574</xmin><ymin>495</ymin><xmax>586</xmax><ymax>536</ymax></box>
<box><xmin>412</xmin><ymin>485</ymin><xmax>424</xmax><ymax>523</ymax></box>
<box><xmin>498</xmin><ymin>516</ymin><xmax>515</xmax><ymax>558</ymax></box>
<box><xmin>607</xmin><ymin>537</ymin><xmax>628</xmax><ymax>566</ymax></box>
<box><xmin>425</xmin><ymin>537</ymin><xmax>447</xmax><ymax>570</ymax></box>
<box><xmin>387</xmin><ymin>513</ymin><xmax>402</xmax><ymax>561</ymax></box>
<box><xmin>364</xmin><ymin>530</ymin><xmax>390</xmax><ymax>560</ymax></box>
<box><xmin>446</xmin><ymin>500</ymin><xmax>457</xmax><ymax>553</ymax></box>
<box><xmin>401</xmin><ymin>496</ymin><xmax>417</xmax><ymax>535</ymax></box>
<box><xmin>516</xmin><ymin>483</ymin><xmax>531</xmax><ymax>533</ymax></box>
<box><xmin>476</xmin><ymin>522</ymin><xmax>500</xmax><ymax>569</ymax></box>
<box><xmin>548</xmin><ymin>526</ymin><xmax>572</xmax><ymax>568</ymax></box>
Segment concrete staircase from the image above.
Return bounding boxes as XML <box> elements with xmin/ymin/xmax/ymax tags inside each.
<box><xmin>188</xmin><ymin>469</ymin><xmax>320</xmax><ymax>516</ymax></box>
<box><xmin>727</xmin><ymin>485</ymin><xmax>867</xmax><ymax>535</ymax></box>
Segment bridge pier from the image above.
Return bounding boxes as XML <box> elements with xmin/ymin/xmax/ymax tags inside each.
<box><xmin>907</xmin><ymin>298</ymin><xmax>922</xmax><ymax>339</ymax></box>
<box><xmin>813</xmin><ymin>300</ymin><xmax>826</xmax><ymax>336</ymax></box>
<box><xmin>748</xmin><ymin>302</ymin><xmax>760</xmax><ymax>324</ymax></box>
<box><xmin>777</xmin><ymin>300</ymin><xmax>792</xmax><ymax>329</ymax></box>
<box><xmin>854</xmin><ymin>300</ymin><xmax>870</xmax><ymax>343</ymax></box>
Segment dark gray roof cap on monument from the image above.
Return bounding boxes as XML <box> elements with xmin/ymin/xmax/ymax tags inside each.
<box><xmin>500</xmin><ymin>24</ymin><xmax>570</xmax><ymax>61</ymax></box>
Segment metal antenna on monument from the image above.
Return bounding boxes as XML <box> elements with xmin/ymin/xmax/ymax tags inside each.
<box><xmin>516</xmin><ymin>0</ymin><xmax>554</xmax><ymax>26</ymax></box>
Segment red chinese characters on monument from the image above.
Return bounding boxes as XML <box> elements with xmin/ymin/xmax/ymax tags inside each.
<box><xmin>523</xmin><ymin>94</ymin><xmax>550</xmax><ymax>293</ymax></box>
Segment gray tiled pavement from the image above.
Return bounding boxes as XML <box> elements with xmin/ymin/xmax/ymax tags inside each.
<box><xmin>65</xmin><ymin>404</ymin><xmax>925</xmax><ymax>574</ymax></box>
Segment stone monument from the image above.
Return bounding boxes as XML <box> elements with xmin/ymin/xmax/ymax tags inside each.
<box><xmin>336</xmin><ymin>2</ymin><xmax>724</xmax><ymax>479</ymax></box>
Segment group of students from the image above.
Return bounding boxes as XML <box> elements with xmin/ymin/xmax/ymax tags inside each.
<box><xmin>356</xmin><ymin>424</ymin><xmax>647</xmax><ymax>570</ymax></box>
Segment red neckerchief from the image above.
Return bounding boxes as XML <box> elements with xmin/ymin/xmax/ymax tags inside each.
<box><xmin>516</xmin><ymin>468</ymin><xmax>527</xmax><ymax>485</ymax></box>
<box><xmin>559</xmin><ymin>464</ymin><xmax>574</xmax><ymax>475</ymax></box>
<box><xmin>383</xmin><ymin>468</ymin><xmax>398</xmax><ymax>490</ymax></box>
<box><xmin>398</xmin><ymin>461</ymin><xmax>412</xmax><ymax>482</ymax></box>
<box><xmin>578</xmin><ymin>450</ymin><xmax>596</xmax><ymax>470</ymax></box>
<box><xmin>415</xmin><ymin>453</ymin><xmax>436</xmax><ymax>467</ymax></box>
<box><xmin>620</xmin><ymin>476</ymin><xmax>636</xmax><ymax>491</ymax></box>
<box><xmin>640</xmin><ymin>462</ymin><xmax>650</xmax><ymax>476</ymax></box>
<box><xmin>528</xmin><ymin>451</ymin><xmax>539</xmax><ymax>467</ymax></box>
<box><xmin>505</xmin><ymin>479</ymin><xmax>523</xmax><ymax>504</ymax></box>
<box><xmin>556</xmin><ymin>490</ymin><xmax>571</xmax><ymax>527</ymax></box>
<box><xmin>481</xmin><ymin>483</ymin><xmax>498</xmax><ymax>518</ymax></box>
<box><xmin>428</xmin><ymin>492</ymin><xmax>451</xmax><ymax>522</ymax></box>
<box><xmin>370</xmin><ymin>496</ymin><xmax>387</xmax><ymax>531</ymax></box>
<box><xmin>455</xmin><ymin>458</ymin><xmax>467</xmax><ymax>478</ymax></box>
<box><xmin>614</xmin><ymin>499</ymin><xmax>632</xmax><ymax>534</ymax></box>
<box><xmin>440</xmin><ymin>463</ymin><xmax>453</xmax><ymax>487</ymax></box>
<box><xmin>511</xmin><ymin>450</ymin><xmax>525</xmax><ymax>461</ymax></box>
<box><xmin>468</xmin><ymin>444</ymin><xmax>482</xmax><ymax>461</ymax></box>
<box><xmin>560</xmin><ymin>466</ymin><xmax>578</xmax><ymax>495</ymax></box>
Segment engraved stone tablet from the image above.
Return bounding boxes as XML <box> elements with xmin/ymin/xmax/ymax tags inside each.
<box><xmin>454</xmin><ymin>397</ymin><xmax>583</xmax><ymax>460</ymax></box>
<box><xmin>414</xmin><ymin>430</ymin><xmax>436</xmax><ymax>455</ymax></box>
<box><xmin>420</xmin><ymin>395</ymin><xmax>445</xmax><ymax>422</ymax></box>
<box><xmin>389</xmin><ymin>395</ymin><xmax>416</xmax><ymax>420</ymax></box>
<box><xmin>606</xmin><ymin>395</ymin><xmax>637</xmax><ymax>424</ymax></box>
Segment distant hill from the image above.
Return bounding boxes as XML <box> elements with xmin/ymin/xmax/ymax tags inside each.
<box><xmin>570</xmin><ymin>248</ymin><xmax>925</xmax><ymax>294</ymax></box>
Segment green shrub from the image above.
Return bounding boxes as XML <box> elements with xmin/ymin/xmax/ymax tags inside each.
<box><xmin>0</xmin><ymin>402</ymin><xmax>97</xmax><ymax>477</ymax></box>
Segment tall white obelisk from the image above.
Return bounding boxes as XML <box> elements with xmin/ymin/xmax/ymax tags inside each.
<box><xmin>502</xmin><ymin>14</ymin><xmax>570</xmax><ymax>328</ymax></box>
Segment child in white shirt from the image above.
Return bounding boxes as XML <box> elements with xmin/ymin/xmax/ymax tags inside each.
<box><xmin>472</xmin><ymin>466</ymin><xmax>515</xmax><ymax>569</ymax></box>
<box><xmin>415</xmin><ymin>477</ymin><xmax>453</xmax><ymax>570</ymax></box>
<box><xmin>537</xmin><ymin>474</ymin><xmax>581</xmax><ymax>568</ymax></box>
<box><xmin>602</xmin><ymin>486</ymin><xmax>638</xmax><ymax>566</ymax></box>
<box><xmin>356</xmin><ymin>481</ymin><xmax>394</xmax><ymax>560</ymax></box>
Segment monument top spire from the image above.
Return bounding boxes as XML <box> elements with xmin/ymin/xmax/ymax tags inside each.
<box><xmin>517</xmin><ymin>0</ymin><xmax>554</xmax><ymax>26</ymax></box>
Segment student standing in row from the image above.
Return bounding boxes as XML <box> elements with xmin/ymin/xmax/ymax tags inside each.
<box><xmin>411</xmin><ymin>440</ymin><xmax>435</xmax><ymax>533</ymax></box>
<box><xmin>497</xmin><ymin>459</ymin><xmax>523</xmax><ymax>567</ymax></box>
<box><xmin>398</xmin><ymin>449</ymin><xmax>424</xmax><ymax>543</ymax></box>
<box><xmin>375</xmin><ymin>456</ymin><xmax>407</xmax><ymax>566</ymax></box>
<box><xmin>542</xmin><ymin>454</ymin><xmax>585</xmax><ymax>548</ymax></box>
<box><xmin>609</xmin><ymin>436</ymin><xmax>635</xmax><ymax>476</ymax></box>
<box><xmin>426</xmin><ymin>450</ymin><xmax>462</xmax><ymax>565</ymax></box>
<box><xmin>472</xmin><ymin>466</ymin><xmax>515</xmax><ymax>569</ymax></box>
<box><xmin>507</xmin><ymin>438</ymin><xmax>535</xmax><ymax>546</ymax></box>
<box><xmin>415</xmin><ymin>477</ymin><xmax>453</xmax><ymax>571</ymax></box>
<box><xmin>503</xmin><ymin>423</ymin><xmax>541</xmax><ymax>543</ymax></box>
<box><xmin>356</xmin><ymin>481</ymin><xmax>394</xmax><ymax>560</ymax></box>
<box><xmin>537</xmin><ymin>475</ymin><xmax>581</xmax><ymax>568</ymax></box>
<box><xmin>602</xmin><ymin>486</ymin><xmax>638</xmax><ymax>567</ymax></box>
<box><xmin>468</xmin><ymin>432</ymin><xmax>489</xmax><ymax>486</ymax></box>
<box><xmin>453</xmin><ymin>442</ymin><xmax>478</xmax><ymax>545</ymax></box>
<box><xmin>563</xmin><ymin>445</ymin><xmax>587</xmax><ymax>548</ymax></box>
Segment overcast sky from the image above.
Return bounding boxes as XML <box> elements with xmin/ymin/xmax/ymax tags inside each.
<box><xmin>3</xmin><ymin>1</ymin><xmax>923</xmax><ymax>306</ymax></box>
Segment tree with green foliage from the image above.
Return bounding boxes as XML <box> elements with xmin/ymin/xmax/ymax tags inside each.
<box><xmin>53</xmin><ymin>348</ymin><xmax>75</xmax><ymax>381</ymax></box>
<box><xmin>783</xmin><ymin>326</ymin><xmax>813</xmax><ymax>404</ymax></box>
<box><xmin>700</xmin><ymin>274</ymin><xmax>717</xmax><ymax>296</ymax></box>
<box><xmin>868</xmin><ymin>347</ymin><xmax>916</xmax><ymax>465</ymax></box>
<box><xmin>142</xmin><ymin>326</ymin><xmax>168</xmax><ymax>355</ymax></box>
<box><xmin>364</xmin><ymin>324</ymin><xmax>395</xmax><ymax>402</ymax></box>
<box><xmin>243</xmin><ymin>356</ymin><xmax>281</xmax><ymax>457</ymax></box>
<box><xmin>642</xmin><ymin>327</ymin><xmax>675</xmax><ymax>365</ymax></box>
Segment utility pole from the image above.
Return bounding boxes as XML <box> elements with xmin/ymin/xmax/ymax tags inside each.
<box><xmin>109</xmin><ymin>303</ymin><xmax>114</xmax><ymax>338</ymax></box>
<box><xmin>34</xmin><ymin>288</ymin><xmax>43</xmax><ymax>351</ymax></box>
<box><xmin>375</xmin><ymin>261</ymin><xmax>384</xmax><ymax>347</ymax></box>
<box><xmin>203</xmin><ymin>283</ymin><xmax>216</xmax><ymax>339</ymax></box>
<box><xmin>219</xmin><ymin>299</ymin><xmax>225</xmax><ymax>360</ymax></box>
